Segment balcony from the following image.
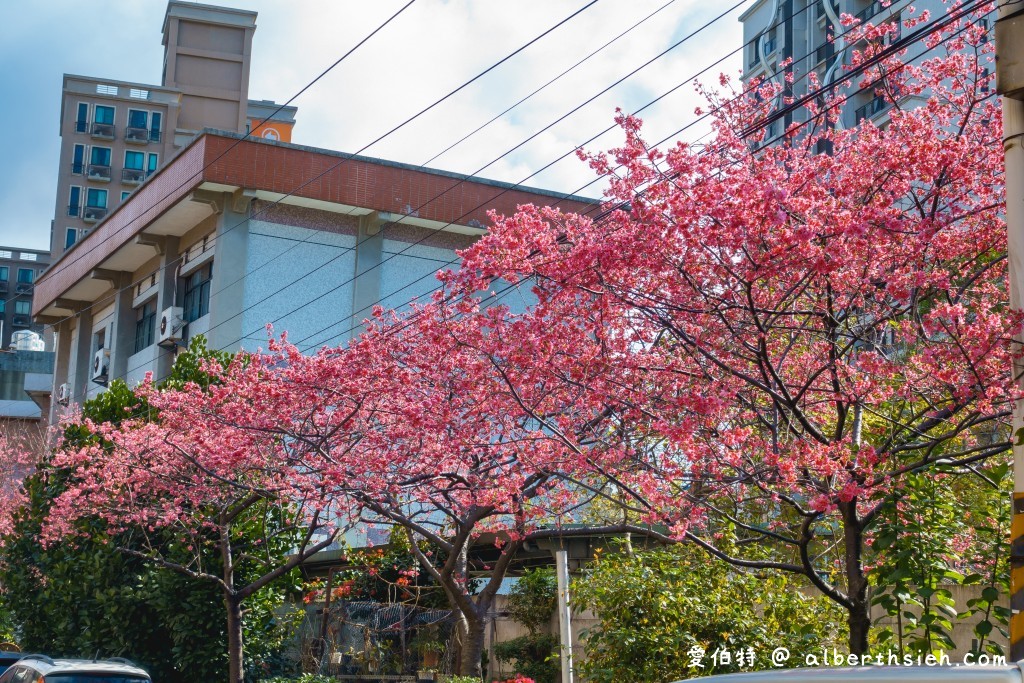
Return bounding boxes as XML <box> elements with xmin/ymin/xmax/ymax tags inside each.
<box><xmin>67</xmin><ymin>204</ymin><xmax>81</xmax><ymax>218</ymax></box>
<box><xmin>0</xmin><ymin>281</ymin><xmax>9</xmax><ymax>294</ymax></box>
<box><xmin>856</xmin><ymin>1</ymin><xmax>883</xmax><ymax>22</ymax></box>
<box><xmin>762</xmin><ymin>37</ymin><xmax>777</xmax><ymax>55</ymax></box>
<box><xmin>855</xmin><ymin>95</ymin><xmax>890</xmax><ymax>122</ymax></box>
<box><xmin>15</xmin><ymin>282</ymin><xmax>33</xmax><ymax>295</ymax></box>
<box><xmin>86</xmin><ymin>164</ymin><xmax>112</xmax><ymax>182</ymax></box>
<box><xmin>125</xmin><ymin>126</ymin><xmax>151</xmax><ymax>144</ymax></box>
<box><xmin>12</xmin><ymin>315</ymin><xmax>30</xmax><ymax>328</ymax></box>
<box><xmin>91</xmin><ymin>122</ymin><xmax>115</xmax><ymax>140</ymax></box>
<box><xmin>83</xmin><ymin>206</ymin><xmax>108</xmax><ymax>222</ymax></box>
<box><xmin>122</xmin><ymin>168</ymin><xmax>146</xmax><ymax>185</ymax></box>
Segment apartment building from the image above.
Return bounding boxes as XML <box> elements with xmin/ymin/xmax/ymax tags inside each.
<box><xmin>33</xmin><ymin>130</ymin><xmax>597</xmax><ymax>420</ymax></box>
<box><xmin>738</xmin><ymin>0</ymin><xmax>979</xmax><ymax>136</ymax></box>
<box><xmin>0</xmin><ymin>247</ymin><xmax>49</xmax><ymax>350</ymax></box>
<box><xmin>52</xmin><ymin>1</ymin><xmax>296</xmax><ymax>260</ymax></box>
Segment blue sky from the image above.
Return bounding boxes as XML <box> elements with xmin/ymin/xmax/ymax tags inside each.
<box><xmin>0</xmin><ymin>0</ymin><xmax>743</xmax><ymax>250</ymax></box>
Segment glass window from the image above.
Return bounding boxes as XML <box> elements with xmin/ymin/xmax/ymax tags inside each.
<box><xmin>65</xmin><ymin>228</ymin><xmax>78</xmax><ymax>249</ymax></box>
<box><xmin>17</xmin><ymin>269</ymin><xmax>33</xmax><ymax>284</ymax></box>
<box><xmin>86</xmin><ymin>188</ymin><xmax>107</xmax><ymax>208</ymax></box>
<box><xmin>94</xmin><ymin>105</ymin><xmax>115</xmax><ymax>125</ymax></box>
<box><xmin>151</xmin><ymin>111</ymin><xmax>162</xmax><ymax>138</ymax></box>
<box><xmin>0</xmin><ymin>300</ymin><xmax>6</xmax><ymax>314</ymax></box>
<box><xmin>0</xmin><ymin>267</ymin><xmax>8</xmax><ymax>282</ymax></box>
<box><xmin>127</xmin><ymin>109</ymin><xmax>148</xmax><ymax>128</ymax></box>
<box><xmin>124</xmin><ymin>150</ymin><xmax>144</xmax><ymax>170</ymax></box>
<box><xmin>72</xmin><ymin>144</ymin><xmax>85</xmax><ymax>173</ymax></box>
<box><xmin>15</xmin><ymin>301</ymin><xmax>30</xmax><ymax>315</ymax></box>
<box><xmin>182</xmin><ymin>263</ymin><xmax>212</xmax><ymax>323</ymax></box>
<box><xmin>90</xmin><ymin>146</ymin><xmax>111</xmax><ymax>166</ymax></box>
<box><xmin>69</xmin><ymin>186</ymin><xmax>81</xmax><ymax>216</ymax></box>
<box><xmin>135</xmin><ymin>299</ymin><xmax>157</xmax><ymax>353</ymax></box>
<box><xmin>75</xmin><ymin>103</ymin><xmax>89</xmax><ymax>132</ymax></box>
<box><xmin>121</xmin><ymin>191</ymin><xmax>131</xmax><ymax>201</ymax></box>
<box><xmin>147</xmin><ymin>153</ymin><xmax>159</xmax><ymax>174</ymax></box>
<box><xmin>43</xmin><ymin>676</ymin><xmax>149</xmax><ymax>683</ymax></box>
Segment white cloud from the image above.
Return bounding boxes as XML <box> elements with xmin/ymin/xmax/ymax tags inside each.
<box><xmin>0</xmin><ymin>0</ymin><xmax>745</xmax><ymax>250</ymax></box>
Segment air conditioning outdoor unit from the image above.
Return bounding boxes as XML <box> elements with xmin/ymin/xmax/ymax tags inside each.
<box><xmin>56</xmin><ymin>383</ymin><xmax>71</xmax><ymax>406</ymax></box>
<box><xmin>158</xmin><ymin>307</ymin><xmax>184</xmax><ymax>348</ymax></box>
<box><xmin>91</xmin><ymin>348</ymin><xmax>110</xmax><ymax>385</ymax></box>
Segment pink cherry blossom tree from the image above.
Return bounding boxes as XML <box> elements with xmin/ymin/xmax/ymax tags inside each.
<box><xmin>444</xmin><ymin>2</ymin><xmax>1009</xmax><ymax>654</ymax></box>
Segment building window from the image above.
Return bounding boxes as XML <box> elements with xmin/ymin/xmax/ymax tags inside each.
<box><xmin>150</xmin><ymin>112</ymin><xmax>162</xmax><ymax>142</ymax></box>
<box><xmin>17</xmin><ymin>269</ymin><xmax>33</xmax><ymax>284</ymax></box>
<box><xmin>121</xmin><ymin>191</ymin><xmax>132</xmax><ymax>201</ymax></box>
<box><xmin>75</xmin><ymin>103</ymin><xmax>89</xmax><ymax>133</ymax></box>
<box><xmin>20</xmin><ymin>253</ymin><xmax>36</xmax><ymax>262</ymax></box>
<box><xmin>182</xmin><ymin>263</ymin><xmax>212</xmax><ymax>323</ymax></box>
<box><xmin>14</xmin><ymin>301</ymin><xmax>30</xmax><ymax>315</ymax></box>
<box><xmin>65</xmin><ymin>228</ymin><xmax>78</xmax><ymax>250</ymax></box>
<box><xmin>134</xmin><ymin>299</ymin><xmax>157</xmax><ymax>353</ymax></box>
<box><xmin>72</xmin><ymin>144</ymin><xmax>85</xmax><ymax>174</ymax></box>
<box><xmin>86</xmin><ymin>188</ymin><xmax>108</xmax><ymax>209</ymax></box>
<box><xmin>0</xmin><ymin>267</ymin><xmax>8</xmax><ymax>282</ymax></box>
<box><xmin>68</xmin><ymin>186</ymin><xmax>82</xmax><ymax>217</ymax></box>
<box><xmin>124</xmin><ymin>150</ymin><xmax>145</xmax><ymax>170</ymax></box>
<box><xmin>127</xmin><ymin>109</ymin><xmax>148</xmax><ymax>129</ymax></box>
<box><xmin>90</xmin><ymin>146</ymin><xmax>111</xmax><ymax>167</ymax></box>
<box><xmin>0</xmin><ymin>300</ymin><xmax>5</xmax><ymax>313</ymax></box>
<box><xmin>94</xmin><ymin>105</ymin><xmax>115</xmax><ymax>125</ymax></box>
<box><xmin>147</xmin><ymin>153</ymin><xmax>159</xmax><ymax>176</ymax></box>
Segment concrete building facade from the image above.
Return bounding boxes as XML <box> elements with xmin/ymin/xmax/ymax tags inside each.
<box><xmin>33</xmin><ymin>131</ymin><xmax>597</xmax><ymax>420</ymax></box>
<box><xmin>51</xmin><ymin>2</ymin><xmax>296</xmax><ymax>260</ymax></box>
<box><xmin>0</xmin><ymin>246</ymin><xmax>50</xmax><ymax>350</ymax></box>
<box><xmin>738</xmin><ymin>0</ymin><xmax>974</xmax><ymax>136</ymax></box>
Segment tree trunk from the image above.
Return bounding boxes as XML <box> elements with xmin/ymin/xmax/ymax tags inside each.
<box><xmin>225</xmin><ymin>592</ymin><xmax>245</xmax><ymax>683</ymax></box>
<box><xmin>458</xmin><ymin>611</ymin><xmax>487</xmax><ymax>678</ymax></box>
<box><xmin>840</xmin><ymin>500</ymin><xmax>869</xmax><ymax>655</ymax></box>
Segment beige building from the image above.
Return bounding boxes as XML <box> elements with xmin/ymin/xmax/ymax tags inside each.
<box><xmin>52</xmin><ymin>1</ymin><xmax>296</xmax><ymax>259</ymax></box>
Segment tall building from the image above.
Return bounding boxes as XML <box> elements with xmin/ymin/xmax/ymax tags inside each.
<box><xmin>33</xmin><ymin>130</ymin><xmax>597</xmax><ymax>422</ymax></box>
<box><xmin>738</xmin><ymin>0</ymin><xmax>973</xmax><ymax>136</ymax></box>
<box><xmin>52</xmin><ymin>2</ymin><xmax>296</xmax><ymax>259</ymax></box>
<box><xmin>0</xmin><ymin>246</ymin><xmax>50</xmax><ymax>350</ymax></box>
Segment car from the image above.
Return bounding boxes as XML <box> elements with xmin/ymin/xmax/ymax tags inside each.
<box><xmin>0</xmin><ymin>655</ymin><xmax>151</xmax><ymax>683</ymax></box>
<box><xmin>0</xmin><ymin>651</ymin><xmax>21</xmax><ymax>676</ymax></box>
<box><xmin>672</xmin><ymin>666</ymin><xmax>1024</xmax><ymax>683</ymax></box>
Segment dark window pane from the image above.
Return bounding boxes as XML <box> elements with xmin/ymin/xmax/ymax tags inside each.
<box><xmin>127</xmin><ymin>110</ymin><xmax>148</xmax><ymax>128</ymax></box>
<box><xmin>94</xmin><ymin>105</ymin><xmax>115</xmax><ymax>125</ymax></box>
<box><xmin>17</xmin><ymin>269</ymin><xmax>33</xmax><ymax>284</ymax></box>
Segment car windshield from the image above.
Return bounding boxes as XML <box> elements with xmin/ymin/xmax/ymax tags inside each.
<box><xmin>45</xmin><ymin>677</ymin><xmax>149</xmax><ymax>683</ymax></box>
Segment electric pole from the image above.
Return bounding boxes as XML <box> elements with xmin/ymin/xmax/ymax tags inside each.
<box><xmin>996</xmin><ymin>0</ymin><xmax>1024</xmax><ymax>662</ymax></box>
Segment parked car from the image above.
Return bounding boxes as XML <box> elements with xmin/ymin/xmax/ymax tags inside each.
<box><xmin>0</xmin><ymin>651</ymin><xmax>21</xmax><ymax>676</ymax></box>
<box><xmin>0</xmin><ymin>655</ymin><xmax>151</xmax><ymax>683</ymax></box>
<box><xmin>673</xmin><ymin>666</ymin><xmax>1023</xmax><ymax>683</ymax></box>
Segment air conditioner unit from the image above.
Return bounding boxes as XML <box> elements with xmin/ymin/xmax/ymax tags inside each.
<box><xmin>56</xmin><ymin>383</ymin><xmax>71</xmax><ymax>406</ymax></box>
<box><xmin>158</xmin><ymin>307</ymin><xmax>184</xmax><ymax>348</ymax></box>
<box><xmin>91</xmin><ymin>348</ymin><xmax>110</xmax><ymax>385</ymax></box>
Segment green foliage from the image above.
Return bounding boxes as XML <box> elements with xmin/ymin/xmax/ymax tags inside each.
<box><xmin>493</xmin><ymin>634</ymin><xmax>559</xmax><ymax>683</ymax></box>
<box><xmin>0</xmin><ymin>338</ymin><xmax>301</xmax><ymax>681</ymax></box>
<box><xmin>506</xmin><ymin>569</ymin><xmax>557</xmax><ymax>635</ymax></box>
<box><xmin>575</xmin><ymin>542</ymin><xmax>845</xmax><ymax>683</ymax></box>
<box><xmin>869</xmin><ymin>460</ymin><xmax>1011</xmax><ymax>658</ymax></box>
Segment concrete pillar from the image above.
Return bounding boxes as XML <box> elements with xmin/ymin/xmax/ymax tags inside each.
<box><xmin>208</xmin><ymin>191</ymin><xmax>252</xmax><ymax>353</ymax></box>
<box><xmin>49</xmin><ymin>319</ymin><xmax>73</xmax><ymax>425</ymax></box>
<box><xmin>154</xmin><ymin>235</ymin><xmax>180</xmax><ymax>382</ymax></box>
<box><xmin>349</xmin><ymin>212</ymin><xmax>385</xmax><ymax>340</ymax></box>
<box><xmin>111</xmin><ymin>273</ymin><xmax>135</xmax><ymax>385</ymax></box>
<box><xmin>72</xmin><ymin>308</ymin><xmax>94</xmax><ymax>405</ymax></box>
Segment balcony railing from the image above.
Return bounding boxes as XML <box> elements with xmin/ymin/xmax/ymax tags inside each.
<box><xmin>67</xmin><ymin>204</ymin><xmax>81</xmax><ymax>218</ymax></box>
<box><xmin>762</xmin><ymin>37</ymin><xmax>777</xmax><ymax>54</ymax></box>
<box><xmin>855</xmin><ymin>95</ymin><xmax>890</xmax><ymax>122</ymax></box>
<box><xmin>0</xmin><ymin>281</ymin><xmax>9</xmax><ymax>294</ymax></box>
<box><xmin>122</xmin><ymin>168</ymin><xmax>146</xmax><ymax>184</ymax></box>
<box><xmin>150</xmin><ymin>130</ymin><xmax>162</xmax><ymax>143</ymax></box>
<box><xmin>856</xmin><ymin>1</ymin><xmax>884</xmax><ymax>22</ymax></box>
<box><xmin>70</xmin><ymin>161</ymin><xmax>85</xmax><ymax>175</ymax></box>
<box><xmin>86</xmin><ymin>164</ymin><xmax>112</xmax><ymax>181</ymax></box>
<box><xmin>125</xmin><ymin>126</ymin><xmax>151</xmax><ymax>144</ymax></box>
<box><xmin>90</xmin><ymin>122</ymin><xmax>115</xmax><ymax>139</ymax></box>
<box><xmin>74</xmin><ymin>120</ymin><xmax>88</xmax><ymax>133</ymax></box>
<box><xmin>15</xmin><ymin>283</ymin><xmax>33</xmax><ymax>294</ymax></box>
<box><xmin>12</xmin><ymin>315</ymin><xmax>30</xmax><ymax>328</ymax></box>
<box><xmin>83</xmin><ymin>206</ymin><xmax>108</xmax><ymax>222</ymax></box>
